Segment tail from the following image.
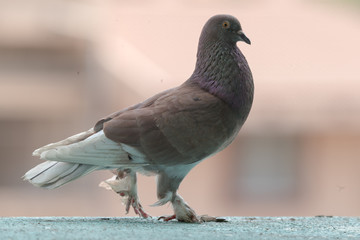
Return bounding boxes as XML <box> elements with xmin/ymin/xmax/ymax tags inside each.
<box><xmin>32</xmin><ymin>128</ymin><xmax>95</xmax><ymax>157</ymax></box>
<box><xmin>24</xmin><ymin>128</ymin><xmax>101</xmax><ymax>189</ymax></box>
<box><xmin>24</xmin><ymin>128</ymin><xmax>142</xmax><ymax>188</ymax></box>
<box><xmin>23</xmin><ymin>161</ymin><xmax>101</xmax><ymax>189</ymax></box>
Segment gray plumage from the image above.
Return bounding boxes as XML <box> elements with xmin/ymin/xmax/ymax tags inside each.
<box><xmin>24</xmin><ymin>14</ymin><xmax>254</xmax><ymax>223</ymax></box>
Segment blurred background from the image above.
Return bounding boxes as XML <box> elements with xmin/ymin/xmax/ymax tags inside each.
<box><xmin>1</xmin><ymin>0</ymin><xmax>360</xmax><ymax>217</ymax></box>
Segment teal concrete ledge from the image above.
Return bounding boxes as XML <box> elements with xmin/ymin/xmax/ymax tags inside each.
<box><xmin>1</xmin><ymin>216</ymin><xmax>359</xmax><ymax>240</ymax></box>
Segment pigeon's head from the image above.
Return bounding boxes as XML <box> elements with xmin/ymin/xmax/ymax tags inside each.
<box><xmin>200</xmin><ymin>14</ymin><xmax>250</xmax><ymax>46</ymax></box>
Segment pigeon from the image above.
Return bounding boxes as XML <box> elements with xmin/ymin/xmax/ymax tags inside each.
<box><xmin>23</xmin><ymin>14</ymin><xmax>254</xmax><ymax>223</ymax></box>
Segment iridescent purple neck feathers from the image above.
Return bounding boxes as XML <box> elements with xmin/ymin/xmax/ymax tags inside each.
<box><xmin>189</xmin><ymin>42</ymin><xmax>254</xmax><ymax>116</ymax></box>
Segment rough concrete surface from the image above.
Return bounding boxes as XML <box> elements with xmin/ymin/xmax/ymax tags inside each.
<box><xmin>0</xmin><ymin>216</ymin><xmax>359</xmax><ymax>240</ymax></box>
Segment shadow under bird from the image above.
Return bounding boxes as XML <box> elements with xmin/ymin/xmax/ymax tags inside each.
<box><xmin>24</xmin><ymin>14</ymin><xmax>254</xmax><ymax>223</ymax></box>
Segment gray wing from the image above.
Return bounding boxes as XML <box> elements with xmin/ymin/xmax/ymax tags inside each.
<box><xmin>102</xmin><ymin>83</ymin><xmax>240</xmax><ymax>166</ymax></box>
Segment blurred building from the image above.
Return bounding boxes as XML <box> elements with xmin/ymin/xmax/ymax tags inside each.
<box><xmin>1</xmin><ymin>0</ymin><xmax>360</xmax><ymax>217</ymax></box>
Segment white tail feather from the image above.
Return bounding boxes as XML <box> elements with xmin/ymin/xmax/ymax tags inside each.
<box><xmin>23</xmin><ymin>160</ymin><xmax>101</xmax><ymax>189</ymax></box>
<box><xmin>33</xmin><ymin>128</ymin><xmax>95</xmax><ymax>157</ymax></box>
<box><xmin>36</xmin><ymin>130</ymin><xmax>146</xmax><ymax>167</ymax></box>
<box><xmin>25</xmin><ymin>128</ymin><xmax>103</xmax><ymax>188</ymax></box>
<box><xmin>25</xmin><ymin>129</ymin><xmax>148</xmax><ymax>189</ymax></box>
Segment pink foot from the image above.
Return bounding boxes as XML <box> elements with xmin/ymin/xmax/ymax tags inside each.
<box><xmin>158</xmin><ymin>214</ymin><xmax>226</xmax><ymax>223</ymax></box>
<box><xmin>199</xmin><ymin>215</ymin><xmax>227</xmax><ymax>222</ymax></box>
<box><xmin>171</xmin><ymin>195</ymin><xmax>200</xmax><ymax>223</ymax></box>
<box><xmin>99</xmin><ymin>170</ymin><xmax>150</xmax><ymax>219</ymax></box>
<box><xmin>162</xmin><ymin>194</ymin><xmax>227</xmax><ymax>223</ymax></box>
<box><xmin>123</xmin><ymin>194</ymin><xmax>150</xmax><ymax>218</ymax></box>
<box><xmin>158</xmin><ymin>215</ymin><xmax>176</xmax><ymax>221</ymax></box>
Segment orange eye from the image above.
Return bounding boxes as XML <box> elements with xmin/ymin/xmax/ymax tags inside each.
<box><xmin>222</xmin><ymin>21</ymin><xmax>230</xmax><ymax>29</ymax></box>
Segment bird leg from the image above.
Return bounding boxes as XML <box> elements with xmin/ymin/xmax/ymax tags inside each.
<box><xmin>155</xmin><ymin>173</ymin><xmax>226</xmax><ymax>223</ymax></box>
<box><xmin>157</xmin><ymin>193</ymin><xmax>200</xmax><ymax>223</ymax></box>
<box><xmin>99</xmin><ymin>169</ymin><xmax>150</xmax><ymax>218</ymax></box>
<box><xmin>158</xmin><ymin>193</ymin><xmax>226</xmax><ymax>223</ymax></box>
<box><xmin>116</xmin><ymin>170</ymin><xmax>150</xmax><ymax>218</ymax></box>
<box><xmin>170</xmin><ymin>194</ymin><xmax>200</xmax><ymax>223</ymax></box>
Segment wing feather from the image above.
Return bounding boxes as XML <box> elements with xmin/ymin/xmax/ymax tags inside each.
<box><xmin>101</xmin><ymin>84</ymin><xmax>238</xmax><ymax>166</ymax></box>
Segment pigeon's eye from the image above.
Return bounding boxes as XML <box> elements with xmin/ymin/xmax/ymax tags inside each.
<box><xmin>222</xmin><ymin>21</ymin><xmax>230</xmax><ymax>29</ymax></box>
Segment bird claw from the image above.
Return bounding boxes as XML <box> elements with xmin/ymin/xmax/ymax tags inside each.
<box><xmin>131</xmin><ymin>199</ymin><xmax>150</xmax><ymax>218</ymax></box>
<box><xmin>158</xmin><ymin>194</ymin><xmax>227</xmax><ymax>223</ymax></box>
<box><xmin>158</xmin><ymin>214</ymin><xmax>226</xmax><ymax>223</ymax></box>
<box><xmin>170</xmin><ymin>194</ymin><xmax>200</xmax><ymax>223</ymax></box>
<box><xmin>121</xmin><ymin>192</ymin><xmax>150</xmax><ymax>218</ymax></box>
<box><xmin>99</xmin><ymin>171</ymin><xmax>150</xmax><ymax>219</ymax></box>
<box><xmin>158</xmin><ymin>214</ymin><xmax>177</xmax><ymax>221</ymax></box>
<box><xmin>199</xmin><ymin>215</ymin><xmax>228</xmax><ymax>222</ymax></box>
<box><xmin>158</xmin><ymin>213</ymin><xmax>199</xmax><ymax>223</ymax></box>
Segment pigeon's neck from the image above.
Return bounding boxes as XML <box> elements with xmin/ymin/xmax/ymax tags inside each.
<box><xmin>190</xmin><ymin>42</ymin><xmax>254</xmax><ymax>115</ymax></box>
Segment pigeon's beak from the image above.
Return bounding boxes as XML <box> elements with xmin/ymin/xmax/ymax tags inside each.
<box><xmin>237</xmin><ymin>30</ymin><xmax>251</xmax><ymax>45</ymax></box>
